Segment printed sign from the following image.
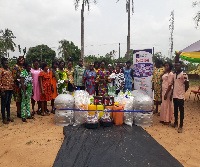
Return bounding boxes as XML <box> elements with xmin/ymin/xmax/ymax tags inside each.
<box><xmin>133</xmin><ymin>49</ymin><xmax>153</xmax><ymax>98</ymax></box>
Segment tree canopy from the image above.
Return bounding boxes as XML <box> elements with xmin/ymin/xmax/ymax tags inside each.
<box><xmin>26</xmin><ymin>44</ymin><xmax>56</xmax><ymax>65</ymax></box>
<box><xmin>58</xmin><ymin>40</ymin><xmax>81</xmax><ymax>63</ymax></box>
<box><xmin>0</xmin><ymin>28</ymin><xmax>16</xmax><ymax>58</ymax></box>
<box><xmin>193</xmin><ymin>1</ymin><xmax>200</xmax><ymax>28</ymax></box>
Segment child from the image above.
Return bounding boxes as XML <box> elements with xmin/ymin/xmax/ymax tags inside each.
<box><xmin>170</xmin><ymin>61</ymin><xmax>189</xmax><ymax>133</ymax></box>
<box><xmin>20</xmin><ymin>62</ymin><xmax>34</xmax><ymax>122</ymax></box>
<box><xmin>50</xmin><ymin>60</ymin><xmax>58</xmax><ymax>114</ymax></box>
<box><xmin>0</xmin><ymin>57</ymin><xmax>14</xmax><ymax>124</ymax></box>
<box><xmin>39</xmin><ymin>62</ymin><xmax>52</xmax><ymax>116</ymax></box>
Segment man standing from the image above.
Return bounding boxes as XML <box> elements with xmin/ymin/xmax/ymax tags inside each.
<box><xmin>74</xmin><ymin>58</ymin><xmax>86</xmax><ymax>90</ymax></box>
<box><xmin>170</xmin><ymin>61</ymin><xmax>189</xmax><ymax>133</ymax></box>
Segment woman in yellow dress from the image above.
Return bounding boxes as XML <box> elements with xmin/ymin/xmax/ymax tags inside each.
<box><xmin>65</xmin><ymin>60</ymin><xmax>74</xmax><ymax>94</ymax></box>
<box><xmin>152</xmin><ymin>59</ymin><xmax>164</xmax><ymax>114</ymax></box>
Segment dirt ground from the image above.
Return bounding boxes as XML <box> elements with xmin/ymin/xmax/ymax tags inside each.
<box><xmin>0</xmin><ymin>86</ymin><xmax>200</xmax><ymax>167</ymax></box>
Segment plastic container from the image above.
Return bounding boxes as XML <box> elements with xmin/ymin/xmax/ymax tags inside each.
<box><xmin>133</xmin><ymin>112</ymin><xmax>153</xmax><ymax>127</ymax></box>
<box><xmin>88</xmin><ymin>104</ymin><xmax>97</xmax><ymax>115</ymax></box>
<box><xmin>54</xmin><ymin>94</ymin><xmax>75</xmax><ymax>126</ymax></box>
<box><xmin>97</xmin><ymin>105</ymin><xmax>104</xmax><ymax>118</ymax></box>
<box><xmin>113</xmin><ymin>105</ymin><xmax>124</xmax><ymax>125</ymax></box>
<box><xmin>100</xmin><ymin>117</ymin><xmax>113</xmax><ymax>127</ymax></box>
<box><xmin>85</xmin><ymin>123</ymin><xmax>99</xmax><ymax>129</ymax></box>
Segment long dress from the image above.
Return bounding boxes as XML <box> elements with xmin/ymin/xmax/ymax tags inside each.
<box><xmin>152</xmin><ymin>67</ymin><xmax>164</xmax><ymax>102</ymax></box>
<box><xmin>39</xmin><ymin>71</ymin><xmax>52</xmax><ymax>101</ymax></box>
<box><xmin>55</xmin><ymin>70</ymin><xmax>68</xmax><ymax>94</ymax></box>
<box><xmin>50</xmin><ymin>69</ymin><xmax>58</xmax><ymax>100</ymax></box>
<box><xmin>123</xmin><ymin>67</ymin><xmax>132</xmax><ymax>92</ymax></box>
<box><xmin>31</xmin><ymin>68</ymin><xmax>41</xmax><ymax>101</ymax></box>
<box><xmin>97</xmin><ymin>69</ymin><xmax>110</xmax><ymax>96</ymax></box>
<box><xmin>13</xmin><ymin>64</ymin><xmax>24</xmax><ymax>102</ymax></box>
<box><xmin>160</xmin><ymin>72</ymin><xmax>174</xmax><ymax>123</ymax></box>
<box><xmin>84</xmin><ymin>70</ymin><xmax>97</xmax><ymax>95</ymax></box>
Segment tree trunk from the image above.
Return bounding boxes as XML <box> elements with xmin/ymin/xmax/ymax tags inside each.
<box><xmin>81</xmin><ymin>2</ymin><xmax>84</xmax><ymax>60</ymax></box>
<box><xmin>127</xmin><ymin>0</ymin><xmax>130</xmax><ymax>61</ymax></box>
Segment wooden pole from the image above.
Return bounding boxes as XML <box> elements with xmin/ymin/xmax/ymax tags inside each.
<box><xmin>81</xmin><ymin>2</ymin><xmax>84</xmax><ymax>60</ymax></box>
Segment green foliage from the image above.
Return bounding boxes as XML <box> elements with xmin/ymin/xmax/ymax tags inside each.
<box><xmin>58</xmin><ymin>40</ymin><xmax>81</xmax><ymax>63</ymax></box>
<box><xmin>74</xmin><ymin>0</ymin><xmax>97</xmax><ymax>10</ymax></box>
<box><xmin>26</xmin><ymin>44</ymin><xmax>56</xmax><ymax>65</ymax></box>
<box><xmin>186</xmin><ymin>62</ymin><xmax>198</xmax><ymax>71</ymax></box>
<box><xmin>0</xmin><ymin>28</ymin><xmax>16</xmax><ymax>57</ymax></box>
<box><xmin>193</xmin><ymin>1</ymin><xmax>200</xmax><ymax>28</ymax></box>
<box><xmin>152</xmin><ymin>52</ymin><xmax>175</xmax><ymax>64</ymax></box>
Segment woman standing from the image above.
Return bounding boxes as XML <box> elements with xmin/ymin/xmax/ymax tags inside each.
<box><xmin>55</xmin><ymin>60</ymin><xmax>69</xmax><ymax>94</ymax></box>
<box><xmin>152</xmin><ymin>59</ymin><xmax>164</xmax><ymax>114</ymax></box>
<box><xmin>160</xmin><ymin>62</ymin><xmax>174</xmax><ymax>125</ymax></box>
<box><xmin>13</xmin><ymin>56</ymin><xmax>24</xmax><ymax>118</ymax></box>
<box><xmin>50</xmin><ymin>60</ymin><xmax>58</xmax><ymax>114</ymax></box>
<box><xmin>123</xmin><ymin>61</ymin><xmax>133</xmax><ymax>92</ymax></box>
<box><xmin>20</xmin><ymin>62</ymin><xmax>34</xmax><ymax>122</ymax></box>
<box><xmin>115</xmin><ymin>66</ymin><xmax>125</xmax><ymax>95</ymax></box>
<box><xmin>65</xmin><ymin>60</ymin><xmax>74</xmax><ymax>94</ymax></box>
<box><xmin>96</xmin><ymin>60</ymin><xmax>110</xmax><ymax>96</ymax></box>
<box><xmin>84</xmin><ymin>63</ymin><xmax>97</xmax><ymax>95</ymax></box>
<box><xmin>31</xmin><ymin>59</ymin><xmax>41</xmax><ymax>115</ymax></box>
<box><xmin>39</xmin><ymin>63</ymin><xmax>52</xmax><ymax>116</ymax></box>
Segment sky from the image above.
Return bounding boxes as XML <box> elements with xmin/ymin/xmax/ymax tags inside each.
<box><xmin>0</xmin><ymin>0</ymin><xmax>199</xmax><ymax>60</ymax></box>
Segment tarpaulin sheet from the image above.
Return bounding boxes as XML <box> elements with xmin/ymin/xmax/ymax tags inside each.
<box><xmin>53</xmin><ymin>125</ymin><xmax>183</xmax><ymax>167</ymax></box>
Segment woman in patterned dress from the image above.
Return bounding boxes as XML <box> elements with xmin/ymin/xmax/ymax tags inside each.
<box><xmin>39</xmin><ymin>63</ymin><xmax>52</xmax><ymax>116</ymax></box>
<box><xmin>115</xmin><ymin>66</ymin><xmax>125</xmax><ymax>95</ymax></box>
<box><xmin>13</xmin><ymin>56</ymin><xmax>25</xmax><ymax>118</ymax></box>
<box><xmin>65</xmin><ymin>60</ymin><xmax>74</xmax><ymax>94</ymax></box>
<box><xmin>152</xmin><ymin>59</ymin><xmax>164</xmax><ymax>114</ymax></box>
<box><xmin>83</xmin><ymin>63</ymin><xmax>97</xmax><ymax>95</ymax></box>
<box><xmin>96</xmin><ymin>60</ymin><xmax>110</xmax><ymax>96</ymax></box>
<box><xmin>55</xmin><ymin>60</ymin><xmax>69</xmax><ymax>94</ymax></box>
<box><xmin>123</xmin><ymin>60</ymin><xmax>134</xmax><ymax>92</ymax></box>
<box><xmin>20</xmin><ymin>62</ymin><xmax>34</xmax><ymax>122</ymax></box>
<box><xmin>50</xmin><ymin>60</ymin><xmax>58</xmax><ymax>114</ymax></box>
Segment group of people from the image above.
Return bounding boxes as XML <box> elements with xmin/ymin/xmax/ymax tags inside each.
<box><xmin>0</xmin><ymin>55</ymin><xmax>189</xmax><ymax>133</ymax></box>
<box><xmin>152</xmin><ymin>60</ymin><xmax>189</xmax><ymax>133</ymax></box>
<box><xmin>0</xmin><ymin>57</ymin><xmax>134</xmax><ymax>124</ymax></box>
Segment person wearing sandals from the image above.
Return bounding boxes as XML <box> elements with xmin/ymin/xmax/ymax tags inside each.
<box><xmin>39</xmin><ymin>62</ymin><xmax>52</xmax><ymax>116</ymax></box>
<box><xmin>0</xmin><ymin>57</ymin><xmax>14</xmax><ymax>124</ymax></box>
<box><xmin>31</xmin><ymin>59</ymin><xmax>41</xmax><ymax>115</ymax></box>
<box><xmin>50</xmin><ymin>60</ymin><xmax>58</xmax><ymax>114</ymax></box>
<box><xmin>160</xmin><ymin>62</ymin><xmax>174</xmax><ymax>125</ymax></box>
<box><xmin>20</xmin><ymin>62</ymin><xmax>34</xmax><ymax>122</ymax></box>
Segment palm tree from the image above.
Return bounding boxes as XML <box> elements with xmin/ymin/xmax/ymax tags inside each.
<box><xmin>74</xmin><ymin>0</ymin><xmax>97</xmax><ymax>60</ymax></box>
<box><xmin>0</xmin><ymin>28</ymin><xmax>16</xmax><ymax>57</ymax></box>
<box><xmin>58</xmin><ymin>40</ymin><xmax>71</xmax><ymax>61</ymax></box>
<box><xmin>193</xmin><ymin>1</ymin><xmax>200</xmax><ymax>28</ymax></box>
<box><xmin>117</xmin><ymin>0</ymin><xmax>134</xmax><ymax>61</ymax></box>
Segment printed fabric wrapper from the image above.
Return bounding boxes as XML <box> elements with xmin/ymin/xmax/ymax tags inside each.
<box><xmin>74</xmin><ymin>90</ymin><xmax>89</xmax><ymax>126</ymax></box>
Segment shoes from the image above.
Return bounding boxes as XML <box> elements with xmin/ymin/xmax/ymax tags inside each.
<box><xmin>178</xmin><ymin>127</ymin><xmax>183</xmax><ymax>133</ymax></box>
<box><xmin>22</xmin><ymin>118</ymin><xmax>27</xmax><ymax>122</ymax></box>
<box><xmin>7</xmin><ymin>117</ymin><xmax>14</xmax><ymax>122</ymax></box>
<box><xmin>2</xmin><ymin>119</ymin><xmax>9</xmax><ymax>124</ymax></box>
<box><xmin>169</xmin><ymin>123</ymin><xmax>178</xmax><ymax>128</ymax></box>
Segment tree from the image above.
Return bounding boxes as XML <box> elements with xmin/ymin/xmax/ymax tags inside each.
<box><xmin>58</xmin><ymin>39</ymin><xmax>81</xmax><ymax>63</ymax></box>
<box><xmin>26</xmin><ymin>44</ymin><xmax>56</xmax><ymax>65</ymax></box>
<box><xmin>74</xmin><ymin>0</ymin><xmax>97</xmax><ymax>59</ymax></box>
<box><xmin>0</xmin><ymin>28</ymin><xmax>16</xmax><ymax>57</ymax></box>
<box><xmin>117</xmin><ymin>0</ymin><xmax>134</xmax><ymax>61</ymax></box>
<box><xmin>193</xmin><ymin>1</ymin><xmax>200</xmax><ymax>28</ymax></box>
